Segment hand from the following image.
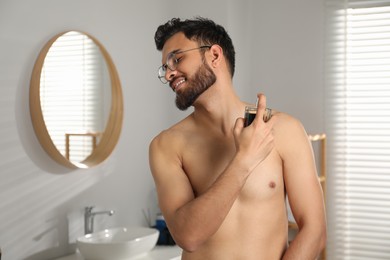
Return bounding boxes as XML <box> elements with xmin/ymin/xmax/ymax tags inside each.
<box><xmin>233</xmin><ymin>93</ymin><xmax>275</xmax><ymax>172</ymax></box>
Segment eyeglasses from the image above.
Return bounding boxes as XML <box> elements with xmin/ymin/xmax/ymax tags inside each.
<box><xmin>158</xmin><ymin>45</ymin><xmax>211</xmax><ymax>84</ymax></box>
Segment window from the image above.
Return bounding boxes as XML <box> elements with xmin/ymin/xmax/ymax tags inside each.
<box><xmin>325</xmin><ymin>1</ymin><xmax>390</xmax><ymax>259</ymax></box>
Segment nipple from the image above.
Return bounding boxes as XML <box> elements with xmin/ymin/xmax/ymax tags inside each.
<box><xmin>269</xmin><ymin>181</ymin><xmax>276</xmax><ymax>189</ymax></box>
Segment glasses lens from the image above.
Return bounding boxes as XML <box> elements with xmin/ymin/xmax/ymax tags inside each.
<box><xmin>166</xmin><ymin>53</ymin><xmax>176</xmax><ymax>71</ymax></box>
<box><xmin>158</xmin><ymin>52</ymin><xmax>176</xmax><ymax>84</ymax></box>
<box><xmin>158</xmin><ymin>66</ymin><xmax>166</xmax><ymax>78</ymax></box>
<box><xmin>158</xmin><ymin>66</ymin><xmax>168</xmax><ymax>84</ymax></box>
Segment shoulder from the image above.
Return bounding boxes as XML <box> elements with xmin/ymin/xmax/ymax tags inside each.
<box><xmin>271</xmin><ymin>111</ymin><xmax>305</xmax><ymax>132</ymax></box>
<box><xmin>150</xmin><ymin>127</ymin><xmax>182</xmax><ymax>155</ymax></box>
<box><xmin>149</xmin><ymin>116</ymin><xmax>194</xmax><ymax>159</ymax></box>
<box><xmin>149</xmin><ymin>117</ymin><xmax>197</xmax><ymax>181</ymax></box>
<box><xmin>270</xmin><ymin>111</ymin><xmax>310</xmax><ymax>157</ymax></box>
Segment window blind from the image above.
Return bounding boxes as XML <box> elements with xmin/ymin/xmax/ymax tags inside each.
<box><xmin>325</xmin><ymin>1</ymin><xmax>390</xmax><ymax>259</ymax></box>
<box><xmin>40</xmin><ymin>32</ymin><xmax>105</xmax><ymax>163</ymax></box>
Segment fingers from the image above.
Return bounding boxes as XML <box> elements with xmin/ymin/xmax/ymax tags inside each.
<box><xmin>233</xmin><ymin>95</ymin><xmax>275</xmax><ymax>170</ymax></box>
<box><xmin>253</xmin><ymin>93</ymin><xmax>267</xmax><ymax>125</ymax></box>
<box><xmin>263</xmin><ymin>108</ymin><xmax>272</xmax><ymax>123</ymax></box>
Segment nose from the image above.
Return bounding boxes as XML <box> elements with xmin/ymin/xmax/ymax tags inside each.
<box><xmin>165</xmin><ymin>67</ymin><xmax>177</xmax><ymax>83</ymax></box>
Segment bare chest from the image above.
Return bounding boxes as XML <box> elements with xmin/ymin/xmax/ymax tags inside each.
<box><xmin>181</xmin><ymin>137</ymin><xmax>284</xmax><ymax>200</ymax></box>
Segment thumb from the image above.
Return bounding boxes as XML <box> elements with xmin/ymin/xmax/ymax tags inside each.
<box><xmin>233</xmin><ymin>117</ymin><xmax>245</xmax><ymax>136</ymax></box>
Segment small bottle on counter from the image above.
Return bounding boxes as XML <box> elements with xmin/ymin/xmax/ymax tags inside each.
<box><xmin>154</xmin><ymin>213</ymin><xmax>175</xmax><ymax>245</ymax></box>
<box><xmin>155</xmin><ymin>213</ymin><xmax>166</xmax><ymax>230</ymax></box>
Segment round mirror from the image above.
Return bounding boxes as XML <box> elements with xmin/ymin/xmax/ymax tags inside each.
<box><xmin>30</xmin><ymin>31</ymin><xmax>123</xmax><ymax>169</ymax></box>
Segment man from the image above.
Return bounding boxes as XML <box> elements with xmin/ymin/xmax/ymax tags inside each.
<box><xmin>149</xmin><ymin>17</ymin><xmax>326</xmax><ymax>259</ymax></box>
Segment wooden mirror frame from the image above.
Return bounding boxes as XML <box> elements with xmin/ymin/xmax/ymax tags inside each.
<box><xmin>30</xmin><ymin>31</ymin><xmax>123</xmax><ymax>169</ymax></box>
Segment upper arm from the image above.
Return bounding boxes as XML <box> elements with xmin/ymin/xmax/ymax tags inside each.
<box><xmin>149</xmin><ymin>132</ymin><xmax>194</xmax><ymax>225</ymax></box>
<box><xmin>274</xmin><ymin>114</ymin><xmax>326</xmax><ymax>228</ymax></box>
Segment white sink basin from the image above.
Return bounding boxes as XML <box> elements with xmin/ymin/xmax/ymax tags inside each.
<box><xmin>77</xmin><ymin>226</ymin><xmax>159</xmax><ymax>260</ymax></box>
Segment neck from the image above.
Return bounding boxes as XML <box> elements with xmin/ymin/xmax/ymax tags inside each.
<box><xmin>191</xmin><ymin>82</ymin><xmax>246</xmax><ymax>135</ymax></box>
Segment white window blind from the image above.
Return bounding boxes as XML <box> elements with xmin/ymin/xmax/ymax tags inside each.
<box><xmin>40</xmin><ymin>32</ymin><xmax>105</xmax><ymax>163</ymax></box>
<box><xmin>325</xmin><ymin>1</ymin><xmax>390</xmax><ymax>259</ymax></box>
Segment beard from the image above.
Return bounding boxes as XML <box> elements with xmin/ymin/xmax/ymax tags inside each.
<box><xmin>175</xmin><ymin>62</ymin><xmax>217</xmax><ymax>111</ymax></box>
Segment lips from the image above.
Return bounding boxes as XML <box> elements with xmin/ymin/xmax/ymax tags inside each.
<box><xmin>171</xmin><ymin>77</ymin><xmax>186</xmax><ymax>92</ymax></box>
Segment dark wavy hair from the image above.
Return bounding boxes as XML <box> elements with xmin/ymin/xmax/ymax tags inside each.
<box><xmin>154</xmin><ymin>17</ymin><xmax>236</xmax><ymax>77</ymax></box>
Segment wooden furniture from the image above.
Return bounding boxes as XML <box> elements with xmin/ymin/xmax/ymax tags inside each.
<box><xmin>65</xmin><ymin>132</ymin><xmax>101</xmax><ymax>161</ymax></box>
<box><xmin>288</xmin><ymin>133</ymin><xmax>326</xmax><ymax>260</ymax></box>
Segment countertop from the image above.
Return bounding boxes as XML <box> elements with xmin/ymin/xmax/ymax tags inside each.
<box><xmin>54</xmin><ymin>246</ymin><xmax>182</xmax><ymax>260</ymax></box>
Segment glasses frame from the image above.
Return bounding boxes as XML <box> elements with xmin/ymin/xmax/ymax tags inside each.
<box><xmin>158</xmin><ymin>45</ymin><xmax>211</xmax><ymax>84</ymax></box>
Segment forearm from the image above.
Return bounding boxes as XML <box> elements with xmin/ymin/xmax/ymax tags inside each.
<box><xmin>168</xmin><ymin>155</ymin><xmax>251</xmax><ymax>251</ymax></box>
<box><xmin>282</xmin><ymin>225</ymin><xmax>326</xmax><ymax>260</ymax></box>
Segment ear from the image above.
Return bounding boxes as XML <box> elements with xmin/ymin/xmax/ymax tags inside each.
<box><xmin>208</xmin><ymin>44</ymin><xmax>223</xmax><ymax>68</ymax></box>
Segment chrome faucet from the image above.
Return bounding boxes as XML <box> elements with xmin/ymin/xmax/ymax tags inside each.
<box><xmin>84</xmin><ymin>206</ymin><xmax>115</xmax><ymax>234</ymax></box>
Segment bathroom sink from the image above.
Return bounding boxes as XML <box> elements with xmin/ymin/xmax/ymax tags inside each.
<box><xmin>76</xmin><ymin>226</ymin><xmax>159</xmax><ymax>260</ymax></box>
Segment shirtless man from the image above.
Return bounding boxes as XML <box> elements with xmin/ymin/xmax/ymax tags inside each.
<box><xmin>149</xmin><ymin>17</ymin><xmax>326</xmax><ymax>259</ymax></box>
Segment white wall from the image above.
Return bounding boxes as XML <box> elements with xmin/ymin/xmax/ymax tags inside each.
<box><xmin>0</xmin><ymin>0</ymin><xmax>324</xmax><ymax>259</ymax></box>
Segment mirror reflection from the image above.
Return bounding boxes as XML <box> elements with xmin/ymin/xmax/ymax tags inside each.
<box><xmin>30</xmin><ymin>31</ymin><xmax>123</xmax><ymax>168</ymax></box>
<box><xmin>40</xmin><ymin>31</ymin><xmax>111</xmax><ymax>163</ymax></box>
